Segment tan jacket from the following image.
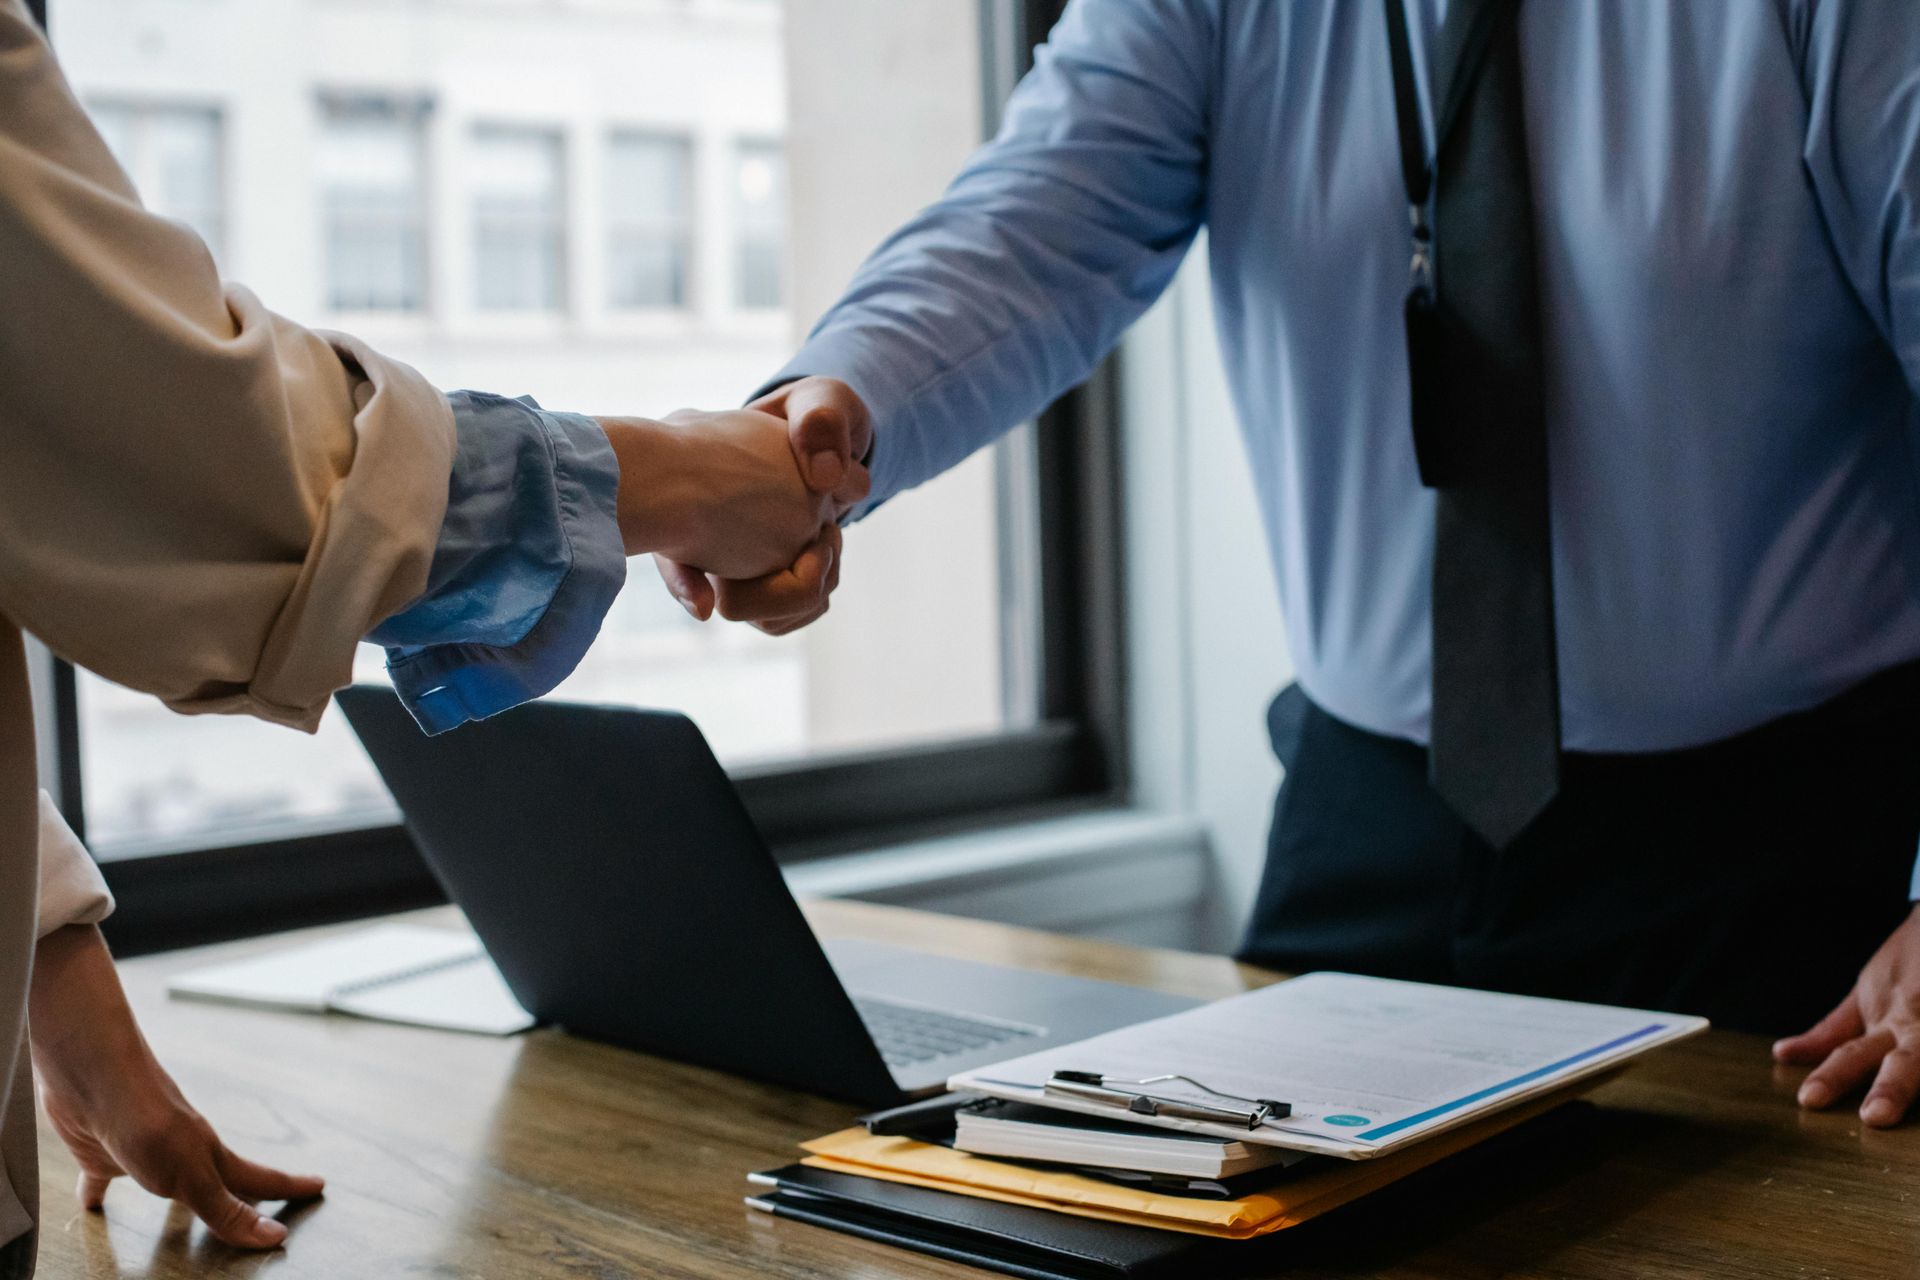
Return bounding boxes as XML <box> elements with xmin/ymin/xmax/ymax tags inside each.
<box><xmin>0</xmin><ymin>0</ymin><xmax>459</xmax><ymax>1265</ymax></box>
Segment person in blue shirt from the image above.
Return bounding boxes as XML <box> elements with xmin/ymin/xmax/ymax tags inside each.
<box><xmin>660</xmin><ymin>0</ymin><xmax>1920</xmax><ymax>1129</ymax></box>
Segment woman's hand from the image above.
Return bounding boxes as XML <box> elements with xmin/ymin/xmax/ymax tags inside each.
<box><xmin>29</xmin><ymin>924</ymin><xmax>324</xmax><ymax>1248</ymax></box>
<box><xmin>651</xmin><ymin>377</ymin><xmax>873</xmax><ymax>630</ymax></box>
<box><xmin>599</xmin><ymin>407</ymin><xmax>851</xmax><ymax>581</ymax></box>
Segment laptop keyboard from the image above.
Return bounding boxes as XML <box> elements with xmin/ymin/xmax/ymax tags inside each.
<box><xmin>853</xmin><ymin>997</ymin><xmax>1041</xmax><ymax>1068</ymax></box>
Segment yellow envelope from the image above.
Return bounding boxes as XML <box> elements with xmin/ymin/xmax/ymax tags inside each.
<box><xmin>801</xmin><ymin>1084</ymin><xmax>1593</xmax><ymax>1240</ymax></box>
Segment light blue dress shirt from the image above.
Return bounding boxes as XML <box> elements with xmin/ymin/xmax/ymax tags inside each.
<box><xmin>771</xmin><ymin>0</ymin><xmax>1920</xmax><ymax>764</ymax></box>
<box><xmin>370</xmin><ymin>391</ymin><xmax>626</xmax><ymax>734</ymax></box>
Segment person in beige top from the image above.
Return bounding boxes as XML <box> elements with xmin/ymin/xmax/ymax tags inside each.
<box><xmin>0</xmin><ymin>2</ymin><xmax>869</xmax><ymax>1272</ymax></box>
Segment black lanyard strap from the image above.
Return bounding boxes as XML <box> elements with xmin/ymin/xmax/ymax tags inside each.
<box><xmin>1382</xmin><ymin>0</ymin><xmax>1524</xmax><ymax>276</ymax></box>
<box><xmin>1382</xmin><ymin>0</ymin><xmax>1431</xmax><ymax>209</ymax></box>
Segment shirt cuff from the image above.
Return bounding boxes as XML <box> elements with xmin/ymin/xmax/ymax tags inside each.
<box><xmin>371</xmin><ymin>391</ymin><xmax>626</xmax><ymax>735</ymax></box>
<box><xmin>37</xmin><ymin>792</ymin><xmax>112</xmax><ymax>940</ymax></box>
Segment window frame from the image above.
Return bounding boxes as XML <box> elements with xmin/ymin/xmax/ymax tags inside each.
<box><xmin>729</xmin><ymin>135</ymin><xmax>788</xmax><ymax>312</ymax></box>
<box><xmin>40</xmin><ymin>0</ymin><xmax>1127</xmax><ymax>958</ymax></box>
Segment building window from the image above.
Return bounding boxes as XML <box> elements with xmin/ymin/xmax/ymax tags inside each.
<box><xmin>606</xmin><ymin>132</ymin><xmax>693</xmax><ymax>310</ymax></box>
<box><xmin>318</xmin><ymin>97</ymin><xmax>429</xmax><ymax>313</ymax></box>
<box><xmin>472</xmin><ymin>126</ymin><xmax>567</xmax><ymax>312</ymax></box>
<box><xmin>733</xmin><ymin>139</ymin><xmax>785</xmax><ymax>309</ymax></box>
<box><xmin>88</xmin><ymin>102</ymin><xmax>226</xmax><ymax>265</ymax></box>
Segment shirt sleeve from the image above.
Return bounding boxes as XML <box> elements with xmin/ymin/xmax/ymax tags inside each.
<box><xmin>36</xmin><ymin>793</ymin><xmax>110</xmax><ymax>940</ymax></box>
<box><xmin>1799</xmin><ymin>0</ymin><xmax>1920</xmax><ymax>396</ymax></box>
<box><xmin>1795</xmin><ymin>2</ymin><xmax>1920</xmax><ymax>898</ymax></box>
<box><xmin>369</xmin><ymin>392</ymin><xmax>626</xmax><ymax>735</ymax></box>
<box><xmin>760</xmin><ymin>0</ymin><xmax>1214</xmax><ymax>518</ymax></box>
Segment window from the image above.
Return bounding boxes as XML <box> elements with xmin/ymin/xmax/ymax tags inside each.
<box><xmin>472</xmin><ymin>126</ymin><xmax>567</xmax><ymax>312</ymax></box>
<box><xmin>49</xmin><ymin>0</ymin><xmax>1115</xmax><ymax>954</ymax></box>
<box><xmin>733</xmin><ymin>139</ymin><xmax>786</xmax><ymax>309</ymax></box>
<box><xmin>607</xmin><ymin>133</ymin><xmax>693</xmax><ymax>310</ymax></box>
<box><xmin>87</xmin><ymin>102</ymin><xmax>225</xmax><ymax>265</ymax></box>
<box><xmin>319</xmin><ymin>97</ymin><xmax>428</xmax><ymax>313</ymax></box>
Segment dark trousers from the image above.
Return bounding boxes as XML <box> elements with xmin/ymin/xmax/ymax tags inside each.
<box><xmin>1237</xmin><ymin>665</ymin><xmax>1920</xmax><ymax>1035</ymax></box>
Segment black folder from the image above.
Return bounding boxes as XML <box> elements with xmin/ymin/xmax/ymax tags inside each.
<box><xmin>747</xmin><ymin>1163</ymin><xmax>1232</xmax><ymax>1280</ymax></box>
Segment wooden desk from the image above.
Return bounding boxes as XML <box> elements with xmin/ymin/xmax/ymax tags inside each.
<box><xmin>31</xmin><ymin>901</ymin><xmax>1920</xmax><ymax>1279</ymax></box>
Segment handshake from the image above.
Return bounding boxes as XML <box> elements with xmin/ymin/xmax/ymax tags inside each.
<box><xmin>597</xmin><ymin>377</ymin><xmax>870</xmax><ymax>636</ymax></box>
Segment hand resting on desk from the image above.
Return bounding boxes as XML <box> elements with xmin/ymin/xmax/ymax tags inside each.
<box><xmin>30</xmin><ymin>925</ymin><xmax>324</xmax><ymax>1250</ymax></box>
<box><xmin>1776</xmin><ymin>902</ymin><xmax>1920</xmax><ymax>1128</ymax></box>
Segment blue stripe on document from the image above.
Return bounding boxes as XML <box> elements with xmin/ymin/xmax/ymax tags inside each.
<box><xmin>1355</xmin><ymin>1023</ymin><xmax>1667</xmax><ymax>1142</ymax></box>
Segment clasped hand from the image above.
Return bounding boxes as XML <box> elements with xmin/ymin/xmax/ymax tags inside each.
<box><xmin>640</xmin><ymin>378</ymin><xmax>873</xmax><ymax>635</ymax></box>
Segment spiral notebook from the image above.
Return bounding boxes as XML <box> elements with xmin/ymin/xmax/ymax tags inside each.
<box><xmin>167</xmin><ymin>923</ymin><xmax>534</xmax><ymax>1036</ymax></box>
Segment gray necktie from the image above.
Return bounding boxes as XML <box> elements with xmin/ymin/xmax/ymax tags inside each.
<box><xmin>1389</xmin><ymin>0</ymin><xmax>1560</xmax><ymax>847</ymax></box>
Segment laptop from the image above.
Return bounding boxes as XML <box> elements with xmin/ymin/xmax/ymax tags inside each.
<box><xmin>336</xmin><ymin>686</ymin><xmax>1196</xmax><ymax>1106</ymax></box>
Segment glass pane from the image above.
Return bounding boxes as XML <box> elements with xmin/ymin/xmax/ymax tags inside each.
<box><xmin>87</xmin><ymin>102</ymin><xmax>135</xmax><ymax>171</ymax></box>
<box><xmin>734</xmin><ymin>141</ymin><xmax>785</xmax><ymax>308</ymax></box>
<box><xmin>472</xmin><ymin>127</ymin><xmax>565</xmax><ymax>310</ymax></box>
<box><xmin>607</xmin><ymin>133</ymin><xmax>690</xmax><ymax>309</ymax></box>
<box><xmin>607</xmin><ymin>133</ymin><xmax>689</xmax><ymax>225</ymax></box>
<box><xmin>737</xmin><ymin>238</ymin><xmax>783</xmax><ymax>310</ymax></box>
<box><xmin>609</xmin><ymin>236</ymin><xmax>687</xmax><ymax>309</ymax></box>
<box><xmin>149</xmin><ymin>109</ymin><xmax>220</xmax><ymax>225</ymax></box>
<box><xmin>55</xmin><ymin>0</ymin><xmax>1023</xmax><ymax>857</ymax></box>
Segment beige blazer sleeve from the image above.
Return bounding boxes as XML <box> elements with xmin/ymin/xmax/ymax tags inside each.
<box><xmin>35</xmin><ymin>794</ymin><xmax>109</xmax><ymax>941</ymax></box>
<box><xmin>0</xmin><ymin>0</ymin><xmax>456</xmax><ymax>732</ymax></box>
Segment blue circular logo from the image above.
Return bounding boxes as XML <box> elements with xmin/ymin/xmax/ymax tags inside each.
<box><xmin>1323</xmin><ymin>1114</ymin><xmax>1371</xmax><ymax>1127</ymax></box>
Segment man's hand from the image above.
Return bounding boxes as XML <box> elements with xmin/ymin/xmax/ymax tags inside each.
<box><xmin>755</xmin><ymin>376</ymin><xmax>875</xmax><ymax>500</ymax></box>
<box><xmin>30</xmin><ymin>924</ymin><xmax>324</xmax><ymax>1248</ymax></box>
<box><xmin>1775</xmin><ymin>904</ymin><xmax>1920</xmax><ymax>1128</ymax></box>
<box><xmin>653</xmin><ymin>377</ymin><xmax>872</xmax><ymax>630</ymax></box>
<box><xmin>599</xmin><ymin>406</ymin><xmax>838</xmax><ymax>582</ymax></box>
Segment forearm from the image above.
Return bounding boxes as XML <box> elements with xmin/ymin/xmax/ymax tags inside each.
<box><xmin>602</xmin><ymin>415</ymin><xmax>711</xmax><ymax>558</ymax></box>
<box><xmin>28</xmin><ymin>925</ymin><xmax>153</xmax><ymax>1102</ymax></box>
<box><xmin>767</xmin><ymin>0</ymin><xmax>1210</xmax><ymax>513</ymax></box>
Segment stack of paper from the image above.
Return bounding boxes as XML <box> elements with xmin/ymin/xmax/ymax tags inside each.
<box><xmin>748</xmin><ymin>973</ymin><xmax>1706</xmax><ymax>1278</ymax></box>
<box><xmin>798</xmin><ymin>1083</ymin><xmax>1580</xmax><ymax>1240</ymax></box>
<box><xmin>952</xmin><ymin>1099</ymin><xmax>1303</xmax><ymax>1179</ymax></box>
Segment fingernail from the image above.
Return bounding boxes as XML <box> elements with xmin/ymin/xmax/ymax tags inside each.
<box><xmin>1862</xmin><ymin>1099</ymin><xmax>1898</xmax><ymax>1127</ymax></box>
<box><xmin>809</xmin><ymin>450</ymin><xmax>844</xmax><ymax>489</ymax></box>
<box><xmin>1799</xmin><ymin>1082</ymin><xmax>1831</xmax><ymax>1109</ymax></box>
<box><xmin>675</xmin><ymin>593</ymin><xmax>697</xmax><ymax>619</ymax></box>
<box><xmin>256</xmin><ymin>1219</ymin><xmax>289</xmax><ymax>1246</ymax></box>
<box><xmin>1771</xmin><ymin>1039</ymin><xmax>1791</xmax><ymax>1059</ymax></box>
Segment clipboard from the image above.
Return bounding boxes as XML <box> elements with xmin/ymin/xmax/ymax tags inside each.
<box><xmin>949</xmin><ymin>972</ymin><xmax>1706</xmax><ymax>1160</ymax></box>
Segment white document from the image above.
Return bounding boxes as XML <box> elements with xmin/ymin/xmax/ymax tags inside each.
<box><xmin>950</xmin><ymin>972</ymin><xmax>1707</xmax><ymax>1160</ymax></box>
<box><xmin>168</xmin><ymin>923</ymin><xmax>534</xmax><ymax>1036</ymax></box>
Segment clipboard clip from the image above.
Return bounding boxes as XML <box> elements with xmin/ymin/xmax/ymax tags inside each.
<box><xmin>1045</xmin><ymin>1070</ymin><xmax>1292</xmax><ymax>1130</ymax></box>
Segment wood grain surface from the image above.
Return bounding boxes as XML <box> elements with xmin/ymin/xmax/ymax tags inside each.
<box><xmin>29</xmin><ymin>900</ymin><xmax>1920</xmax><ymax>1279</ymax></box>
